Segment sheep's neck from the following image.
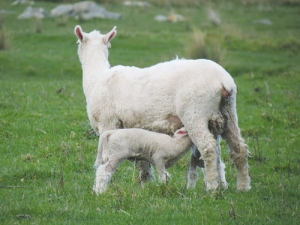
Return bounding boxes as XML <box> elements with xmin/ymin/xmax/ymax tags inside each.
<box><xmin>81</xmin><ymin>51</ymin><xmax>110</xmax><ymax>99</ymax></box>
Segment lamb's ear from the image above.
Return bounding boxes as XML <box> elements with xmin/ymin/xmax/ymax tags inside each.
<box><xmin>103</xmin><ymin>26</ymin><xmax>117</xmax><ymax>45</ymax></box>
<box><xmin>174</xmin><ymin>127</ymin><xmax>188</xmax><ymax>137</ymax></box>
<box><xmin>74</xmin><ymin>25</ymin><xmax>84</xmax><ymax>42</ymax></box>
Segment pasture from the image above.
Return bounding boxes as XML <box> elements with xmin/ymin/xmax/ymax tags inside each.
<box><xmin>0</xmin><ymin>0</ymin><xmax>299</xmax><ymax>224</ymax></box>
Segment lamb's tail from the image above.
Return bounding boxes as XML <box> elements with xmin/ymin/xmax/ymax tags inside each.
<box><xmin>100</xmin><ymin>131</ymin><xmax>115</xmax><ymax>163</ymax></box>
<box><xmin>94</xmin><ymin>130</ymin><xmax>114</xmax><ymax>168</ymax></box>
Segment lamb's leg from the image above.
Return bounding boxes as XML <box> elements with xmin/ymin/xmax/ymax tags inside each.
<box><xmin>136</xmin><ymin>160</ymin><xmax>154</xmax><ymax>185</ymax></box>
<box><xmin>187</xmin><ymin>146</ymin><xmax>201</xmax><ymax>189</ymax></box>
<box><xmin>156</xmin><ymin>161</ymin><xmax>170</xmax><ymax>184</ymax></box>
<box><xmin>93</xmin><ymin>158</ymin><xmax>121</xmax><ymax>194</ymax></box>
<box><xmin>222</xmin><ymin>102</ymin><xmax>251</xmax><ymax>191</ymax></box>
<box><xmin>94</xmin><ymin>136</ymin><xmax>104</xmax><ymax>169</ymax></box>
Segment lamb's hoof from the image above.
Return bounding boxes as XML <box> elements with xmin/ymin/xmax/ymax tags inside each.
<box><xmin>186</xmin><ymin>183</ymin><xmax>196</xmax><ymax>189</ymax></box>
<box><xmin>93</xmin><ymin>185</ymin><xmax>107</xmax><ymax>195</ymax></box>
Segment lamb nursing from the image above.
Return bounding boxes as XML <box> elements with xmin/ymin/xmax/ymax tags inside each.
<box><xmin>93</xmin><ymin>127</ymin><xmax>193</xmax><ymax>194</ymax></box>
<box><xmin>74</xmin><ymin>25</ymin><xmax>251</xmax><ymax>192</ymax></box>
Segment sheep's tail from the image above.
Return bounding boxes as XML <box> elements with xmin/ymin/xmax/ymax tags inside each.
<box><xmin>220</xmin><ymin>73</ymin><xmax>236</xmax><ymax>99</ymax></box>
<box><xmin>218</xmin><ymin>72</ymin><xmax>238</xmax><ymax>134</ymax></box>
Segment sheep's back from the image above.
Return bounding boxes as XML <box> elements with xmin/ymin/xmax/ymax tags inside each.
<box><xmin>89</xmin><ymin>59</ymin><xmax>235</xmax><ymax>134</ymax></box>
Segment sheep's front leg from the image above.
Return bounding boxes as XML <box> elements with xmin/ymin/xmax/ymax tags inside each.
<box><xmin>136</xmin><ymin>160</ymin><xmax>154</xmax><ymax>185</ymax></box>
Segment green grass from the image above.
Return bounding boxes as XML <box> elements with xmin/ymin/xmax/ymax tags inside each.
<box><xmin>0</xmin><ymin>1</ymin><xmax>299</xmax><ymax>224</ymax></box>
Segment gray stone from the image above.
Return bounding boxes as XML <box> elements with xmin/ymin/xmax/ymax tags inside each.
<box><xmin>18</xmin><ymin>6</ymin><xmax>47</xmax><ymax>19</ymax></box>
<box><xmin>50</xmin><ymin>1</ymin><xmax>121</xmax><ymax>20</ymax></box>
<box><xmin>50</xmin><ymin>4</ymin><xmax>74</xmax><ymax>17</ymax></box>
<box><xmin>123</xmin><ymin>1</ymin><xmax>152</xmax><ymax>7</ymax></box>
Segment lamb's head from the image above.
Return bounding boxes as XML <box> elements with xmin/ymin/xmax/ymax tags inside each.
<box><xmin>74</xmin><ymin>25</ymin><xmax>117</xmax><ymax>63</ymax></box>
<box><xmin>173</xmin><ymin>127</ymin><xmax>188</xmax><ymax>138</ymax></box>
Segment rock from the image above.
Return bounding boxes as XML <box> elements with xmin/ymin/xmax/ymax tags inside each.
<box><xmin>0</xmin><ymin>10</ymin><xmax>15</xmax><ymax>15</ymax></box>
<box><xmin>18</xmin><ymin>6</ymin><xmax>47</xmax><ymax>19</ymax></box>
<box><xmin>154</xmin><ymin>15</ymin><xmax>168</xmax><ymax>22</ymax></box>
<box><xmin>253</xmin><ymin>19</ymin><xmax>272</xmax><ymax>25</ymax></box>
<box><xmin>50</xmin><ymin>1</ymin><xmax>121</xmax><ymax>20</ymax></box>
<box><xmin>154</xmin><ymin>12</ymin><xmax>185</xmax><ymax>23</ymax></box>
<box><xmin>208</xmin><ymin>8</ymin><xmax>221</xmax><ymax>26</ymax></box>
<box><xmin>50</xmin><ymin>4</ymin><xmax>74</xmax><ymax>17</ymax></box>
<box><xmin>12</xmin><ymin>0</ymin><xmax>34</xmax><ymax>6</ymax></box>
<box><xmin>73</xmin><ymin>1</ymin><xmax>121</xmax><ymax>20</ymax></box>
<box><xmin>123</xmin><ymin>1</ymin><xmax>152</xmax><ymax>7</ymax></box>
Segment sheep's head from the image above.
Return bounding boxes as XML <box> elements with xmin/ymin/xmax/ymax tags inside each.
<box><xmin>173</xmin><ymin>127</ymin><xmax>188</xmax><ymax>138</ymax></box>
<box><xmin>74</xmin><ymin>25</ymin><xmax>117</xmax><ymax>62</ymax></box>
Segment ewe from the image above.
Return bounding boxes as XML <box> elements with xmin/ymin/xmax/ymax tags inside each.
<box><xmin>93</xmin><ymin>127</ymin><xmax>193</xmax><ymax>194</ymax></box>
<box><xmin>74</xmin><ymin>25</ymin><xmax>251</xmax><ymax>191</ymax></box>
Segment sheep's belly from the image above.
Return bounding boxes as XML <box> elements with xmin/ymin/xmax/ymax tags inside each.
<box><xmin>123</xmin><ymin>115</ymin><xmax>183</xmax><ymax>135</ymax></box>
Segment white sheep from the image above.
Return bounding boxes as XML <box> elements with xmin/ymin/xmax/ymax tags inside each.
<box><xmin>93</xmin><ymin>127</ymin><xmax>193</xmax><ymax>194</ymax></box>
<box><xmin>74</xmin><ymin>25</ymin><xmax>251</xmax><ymax>191</ymax></box>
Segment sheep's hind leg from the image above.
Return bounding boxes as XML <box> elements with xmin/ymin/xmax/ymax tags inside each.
<box><xmin>189</xmin><ymin>129</ymin><xmax>219</xmax><ymax>191</ymax></box>
<box><xmin>222</xmin><ymin>110</ymin><xmax>250</xmax><ymax>191</ymax></box>
<box><xmin>136</xmin><ymin>160</ymin><xmax>154</xmax><ymax>186</ymax></box>
<box><xmin>187</xmin><ymin>138</ymin><xmax>227</xmax><ymax>190</ymax></box>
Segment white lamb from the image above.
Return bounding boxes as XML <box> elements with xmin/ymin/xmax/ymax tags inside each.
<box><xmin>74</xmin><ymin>25</ymin><xmax>251</xmax><ymax>191</ymax></box>
<box><xmin>93</xmin><ymin>127</ymin><xmax>193</xmax><ymax>194</ymax></box>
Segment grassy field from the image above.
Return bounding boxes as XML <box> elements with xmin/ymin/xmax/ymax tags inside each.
<box><xmin>0</xmin><ymin>0</ymin><xmax>299</xmax><ymax>224</ymax></box>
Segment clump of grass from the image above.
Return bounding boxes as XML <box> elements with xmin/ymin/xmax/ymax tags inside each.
<box><xmin>55</xmin><ymin>16</ymin><xmax>69</xmax><ymax>27</ymax></box>
<box><xmin>185</xmin><ymin>29</ymin><xmax>225</xmax><ymax>64</ymax></box>
<box><xmin>0</xmin><ymin>18</ymin><xmax>10</xmax><ymax>50</ymax></box>
<box><xmin>35</xmin><ymin>18</ymin><xmax>42</xmax><ymax>33</ymax></box>
<box><xmin>207</xmin><ymin>8</ymin><xmax>221</xmax><ymax>26</ymax></box>
<box><xmin>252</xmin><ymin>136</ymin><xmax>266</xmax><ymax>162</ymax></box>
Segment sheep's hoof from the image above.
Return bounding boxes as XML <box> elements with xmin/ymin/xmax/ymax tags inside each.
<box><xmin>206</xmin><ymin>180</ymin><xmax>219</xmax><ymax>191</ymax></box>
<box><xmin>220</xmin><ymin>181</ymin><xmax>228</xmax><ymax>189</ymax></box>
<box><xmin>236</xmin><ymin>184</ymin><xmax>251</xmax><ymax>191</ymax></box>
<box><xmin>93</xmin><ymin>164</ymin><xmax>101</xmax><ymax>169</ymax></box>
<box><xmin>236</xmin><ymin>176</ymin><xmax>251</xmax><ymax>191</ymax></box>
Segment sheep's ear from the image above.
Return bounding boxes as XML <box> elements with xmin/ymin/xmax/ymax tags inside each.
<box><xmin>74</xmin><ymin>25</ymin><xmax>84</xmax><ymax>42</ymax></box>
<box><xmin>103</xmin><ymin>26</ymin><xmax>117</xmax><ymax>45</ymax></box>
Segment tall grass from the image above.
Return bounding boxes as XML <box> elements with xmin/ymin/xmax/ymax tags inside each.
<box><xmin>185</xmin><ymin>29</ymin><xmax>225</xmax><ymax>64</ymax></box>
<box><xmin>0</xmin><ymin>18</ymin><xmax>10</xmax><ymax>50</ymax></box>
